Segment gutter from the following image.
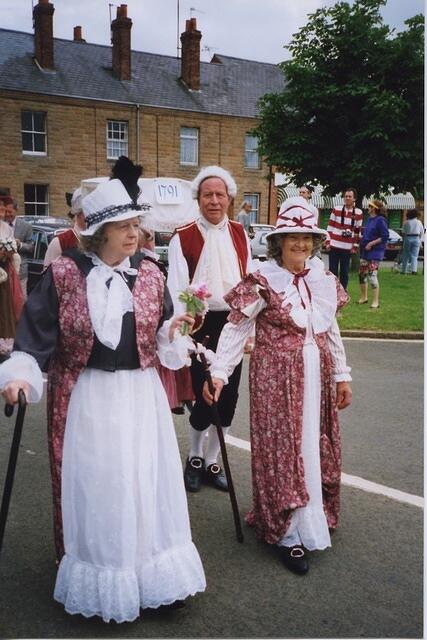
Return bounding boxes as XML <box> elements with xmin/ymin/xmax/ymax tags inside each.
<box><xmin>0</xmin><ymin>88</ymin><xmax>259</xmax><ymax>119</ymax></box>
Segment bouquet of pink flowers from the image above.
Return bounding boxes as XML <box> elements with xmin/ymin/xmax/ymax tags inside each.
<box><xmin>178</xmin><ymin>282</ymin><xmax>211</xmax><ymax>335</ymax></box>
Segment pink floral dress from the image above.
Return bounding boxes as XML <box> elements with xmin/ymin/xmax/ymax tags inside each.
<box><xmin>212</xmin><ymin>257</ymin><xmax>350</xmax><ymax>549</ymax></box>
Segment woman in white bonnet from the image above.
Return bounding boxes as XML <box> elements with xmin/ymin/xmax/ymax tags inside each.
<box><xmin>204</xmin><ymin>196</ymin><xmax>352</xmax><ymax>574</ymax></box>
<box><xmin>0</xmin><ymin>158</ymin><xmax>206</xmax><ymax>622</ymax></box>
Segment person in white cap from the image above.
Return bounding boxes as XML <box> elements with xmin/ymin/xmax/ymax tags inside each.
<box><xmin>167</xmin><ymin>165</ymin><xmax>253</xmax><ymax>493</ymax></box>
<box><xmin>203</xmin><ymin>196</ymin><xmax>352</xmax><ymax>575</ymax></box>
<box><xmin>43</xmin><ymin>188</ymin><xmax>87</xmax><ymax>268</ymax></box>
<box><xmin>0</xmin><ymin>159</ymin><xmax>206</xmax><ymax>622</ymax></box>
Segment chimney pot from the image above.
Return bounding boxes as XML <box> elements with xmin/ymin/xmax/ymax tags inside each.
<box><xmin>180</xmin><ymin>17</ymin><xmax>201</xmax><ymax>90</ymax></box>
<box><xmin>111</xmin><ymin>5</ymin><xmax>132</xmax><ymax>80</ymax></box>
<box><xmin>73</xmin><ymin>25</ymin><xmax>85</xmax><ymax>42</ymax></box>
<box><xmin>33</xmin><ymin>0</ymin><xmax>55</xmax><ymax>70</ymax></box>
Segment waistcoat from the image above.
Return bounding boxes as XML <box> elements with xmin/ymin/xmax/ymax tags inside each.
<box><xmin>51</xmin><ymin>256</ymin><xmax>165</xmax><ymax>376</ymax></box>
<box><xmin>176</xmin><ymin>219</ymin><xmax>249</xmax><ymax>281</ymax></box>
<box><xmin>58</xmin><ymin>229</ymin><xmax>79</xmax><ymax>251</ymax></box>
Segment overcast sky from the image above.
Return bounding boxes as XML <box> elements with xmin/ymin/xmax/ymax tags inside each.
<box><xmin>0</xmin><ymin>0</ymin><xmax>424</xmax><ymax>64</ymax></box>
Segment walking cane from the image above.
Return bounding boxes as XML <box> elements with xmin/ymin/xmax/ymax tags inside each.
<box><xmin>195</xmin><ymin>339</ymin><xmax>244</xmax><ymax>543</ymax></box>
<box><xmin>0</xmin><ymin>389</ymin><xmax>27</xmax><ymax>554</ymax></box>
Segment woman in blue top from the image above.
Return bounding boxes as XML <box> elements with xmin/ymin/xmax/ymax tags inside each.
<box><xmin>358</xmin><ymin>199</ymin><xmax>389</xmax><ymax>309</ymax></box>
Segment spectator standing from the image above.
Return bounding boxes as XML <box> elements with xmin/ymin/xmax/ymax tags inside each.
<box><xmin>299</xmin><ymin>184</ymin><xmax>319</xmax><ymax>222</ymax></box>
<box><xmin>167</xmin><ymin>166</ymin><xmax>252</xmax><ymax>493</ymax></box>
<box><xmin>358</xmin><ymin>200</ymin><xmax>389</xmax><ymax>309</ymax></box>
<box><xmin>400</xmin><ymin>209</ymin><xmax>424</xmax><ymax>275</ymax></box>
<box><xmin>5</xmin><ymin>198</ymin><xmax>34</xmax><ymax>298</ymax></box>
<box><xmin>326</xmin><ymin>188</ymin><xmax>363</xmax><ymax>290</ymax></box>
<box><xmin>236</xmin><ymin>200</ymin><xmax>252</xmax><ymax>233</ymax></box>
<box><xmin>0</xmin><ymin>197</ymin><xmax>23</xmax><ymax>356</ymax></box>
<box><xmin>0</xmin><ymin>198</ymin><xmax>13</xmax><ymax>238</ymax></box>
<box><xmin>43</xmin><ymin>188</ymin><xmax>86</xmax><ymax>268</ymax></box>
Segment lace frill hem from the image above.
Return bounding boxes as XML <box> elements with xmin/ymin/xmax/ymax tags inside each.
<box><xmin>277</xmin><ymin>505</ymin><xmax>332</xmax><ymax>551</ymax></box>
<box><xmin>246</xmin><ymin>505</ymin><xmax>333</xmax><ymax>551</ymax></box>
<box><xmin>54</xmin><ymin>542</ymin><xmax>206</xmax><ymax>623</ymax></box>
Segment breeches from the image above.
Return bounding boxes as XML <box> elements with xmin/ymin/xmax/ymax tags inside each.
<box><xmin>189</xmin><ymin>310</ymin><xmax>242</xmax><ymax>431</ymax></box>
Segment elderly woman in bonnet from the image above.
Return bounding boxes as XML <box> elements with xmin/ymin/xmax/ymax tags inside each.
<box><xmin>0</xmin><ymin>161</ymin><xmax>206</xmax><ymax>622</ymax></box>
<box><xmin>203</xmin><ymin>196</ymin><xmax>352</xmax><ymax>575</ymax></box>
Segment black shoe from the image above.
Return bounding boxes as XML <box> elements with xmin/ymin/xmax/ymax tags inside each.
<box><xmin>203</xmin><ymin>463</ymin><xmax>229</xmax><ymax>492</ymax></box>
<box><xmin>160</xmin><ymin>600</ymin><xmax>186</xmax><ymax>611</ymax></box>
<box><xmin>143</xmin><ymin>600</ymin><xmax>186</xmax><ymax>613</ymax></box>
<box><xmin>171</xmin><ymin>406</ymin><xmax>185</xmax><ymax>415</ymax></box>
<box><xmin>280</xmin><ymin>545</ymin><xmax>309</xmax><ymax>575</ymax></box>
<box><xmin>184</xmin><ymin>456</ymin><xmax>204</xmax><ymax>492</ymax></box>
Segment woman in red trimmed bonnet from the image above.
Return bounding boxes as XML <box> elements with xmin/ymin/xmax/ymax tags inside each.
<box><xmin>204</xmin><ymin>196</ymin><xmax>352</xmax><ymax>574</ymax></box>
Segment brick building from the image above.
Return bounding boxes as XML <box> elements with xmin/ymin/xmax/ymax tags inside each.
<box><xmin>0</xmin><ymin>1</ymin><xmax>285</xmax><ymax>223</ymax></box>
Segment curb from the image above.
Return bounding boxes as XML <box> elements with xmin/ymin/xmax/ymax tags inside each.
<box><xmin>341</xmin><ymin>330</ymin><xmax>424</xmax><ymax>340</ymax></box>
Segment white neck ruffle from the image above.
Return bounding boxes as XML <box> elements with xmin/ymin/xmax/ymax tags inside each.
<box><xmin>258</xmin><ymin>257</ymin><xmax>337</xmax><ymax>333</ymax></box>
<box><xmin>194</xmin><ymin>216</ymin><xmax>241</xmax><ymax>306</ymax></box>
<box><xmin>86</xmin><ymin>253</ymin><xmax>138</xmax><ymax>350</ymax></box>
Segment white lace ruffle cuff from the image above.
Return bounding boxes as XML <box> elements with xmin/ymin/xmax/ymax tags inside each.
<box><xmin>0</xmin><ymin>351</ymin><xmax>44</xmax><ymax>402</ymax></box>
<box><xmin>209</xmin><ymin>368</ymin><xmax>229</xmax><ymax>385</ymax></box>
<box><xmin>334</xmin><ymin>370</ymin><xmax>352</xmax><ymax>383</ymax></box>
<box><xmin>157</xmin><ymin>320</ymin><xmax>194</xmax><ymax>369</ymax></box>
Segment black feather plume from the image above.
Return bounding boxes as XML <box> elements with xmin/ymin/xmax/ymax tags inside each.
<box><xmin>111</xmin><ymin>156</ymin><xmax>143</xmax><ymax>204</ymax></box>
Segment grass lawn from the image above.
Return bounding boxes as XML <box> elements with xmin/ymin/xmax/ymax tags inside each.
<box><xmin>337</xmin><ymin>266</ymin><xmax>424</xmax><ymax>332</ymax></box>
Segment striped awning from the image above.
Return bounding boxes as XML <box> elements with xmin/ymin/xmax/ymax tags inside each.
<box><xmin>276</xmin><ymin>185</ymin><xmax>416</xmax><ymax>210</ymax></box>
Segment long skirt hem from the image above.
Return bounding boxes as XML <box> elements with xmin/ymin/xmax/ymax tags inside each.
<box><xmin>54</xmin><ymin>543</ymin><xmax>206</xmax><ymax>623</ymax></box>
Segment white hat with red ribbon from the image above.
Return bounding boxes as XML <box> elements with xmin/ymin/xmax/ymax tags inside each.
<box><xmin>266</xmin><ymin>196</ymin><xmax>327</xmax><ymax>239</ymax></box>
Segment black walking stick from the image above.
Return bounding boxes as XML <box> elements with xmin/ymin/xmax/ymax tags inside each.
<box><xmin>0</xmin><ymin>389</ymin><xmax>27</xmax><ymax>554</ymax></box>
<box><xmin>195</xmin><ymin>339</ymin><xmax>244</xmax><ymax>543</ymax></box>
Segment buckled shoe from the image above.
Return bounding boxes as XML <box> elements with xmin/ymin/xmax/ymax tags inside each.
<box><xmin>203</xmin><ymin>463</ymin><xmax>229</xmax><ymax>492</ymax></box>
<box><xmin>280</xmin><ymin>545</ymin><xmax>309</xmax><ymax>575</ymax></box>
<box><xmin>184</xmin><ymin>456</ymin><xmax>204</xmax><ymax>492</ymax></box>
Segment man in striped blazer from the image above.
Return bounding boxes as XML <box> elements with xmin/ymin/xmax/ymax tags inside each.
<box><xmin>325</xmin><ymin>188</ymin><xmax>363</xmax><ymax>290</ymax></box>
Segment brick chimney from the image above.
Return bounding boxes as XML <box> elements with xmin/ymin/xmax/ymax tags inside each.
<box><xmin>111</xmin><ymin>4</ymin><xmax>132</xmax><ymax>80</ymax></box>
<box><xmin>180</xmin><ymin>18</ymin><xmax>201</xmax><ymax>90</ymax></box>
<box><xmin>73</xmin><ymin>26</ymin><xmax>86</xmax><ymax>43</ymax></box>
<box><xmin>33</xmin><ymin>0</ymin><xmax>55</xmax><ymax>70</ymax></box>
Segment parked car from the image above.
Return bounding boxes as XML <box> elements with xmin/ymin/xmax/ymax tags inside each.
<box><xmin>384</xmin><ymin>228</ymin><xmax>403</xmax><ymax>260</ymax></box>
<box><xmin>248</xmin><ymin>223</ymin><xmax>275</xmax><ymax>260</ymax></box>
<box><xmin>24</xmin><ymin>218</ymin><xmax>174</xmax><ymax>292</ymax></box>
<box><xmin>154</xmin><ymin>230</ymin><xmax>173</xmax><ymax>266</ymax></box>
<box><xmin>22</xmin><ymin>216</ymin><xmax>71</xmax><ymax>292</ymax></box>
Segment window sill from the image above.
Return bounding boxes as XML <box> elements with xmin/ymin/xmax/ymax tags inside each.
<box><xmin>22</xmin><ymin>151</ymin><xmax>47</xmax><ymax>157</ymax></box>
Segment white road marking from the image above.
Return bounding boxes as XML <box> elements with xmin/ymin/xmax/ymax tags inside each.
<box><xmin>225</xmin><ymin>434</ymin><xmax>424</xmax><ymax>509</ymax></box>
<box><xmin>342</xmin><ymin>337</ymin><xmax>423</xmax><ymax>343</ymax></box>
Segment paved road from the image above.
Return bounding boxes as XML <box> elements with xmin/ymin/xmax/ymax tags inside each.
<box><xmin>0</xmin><ymin>339</ymin><xmax>423</xmax><ymax>639</ymax></box>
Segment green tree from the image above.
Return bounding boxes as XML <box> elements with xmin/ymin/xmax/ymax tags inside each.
<box><xmin>255</xmin><ymin>0</ymin><xmax>424</xmax><ymax>200</ymax></box>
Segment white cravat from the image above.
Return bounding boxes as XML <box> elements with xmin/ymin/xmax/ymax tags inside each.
<box><xmin>193</xmin><ymin>217</ymin><xmax>242</xmax><ymax>310</ymax></box>
<box><xmin>86</xmin><ymin>253</ymin><xmax>138</xmax><ymax>350</ymax></box>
